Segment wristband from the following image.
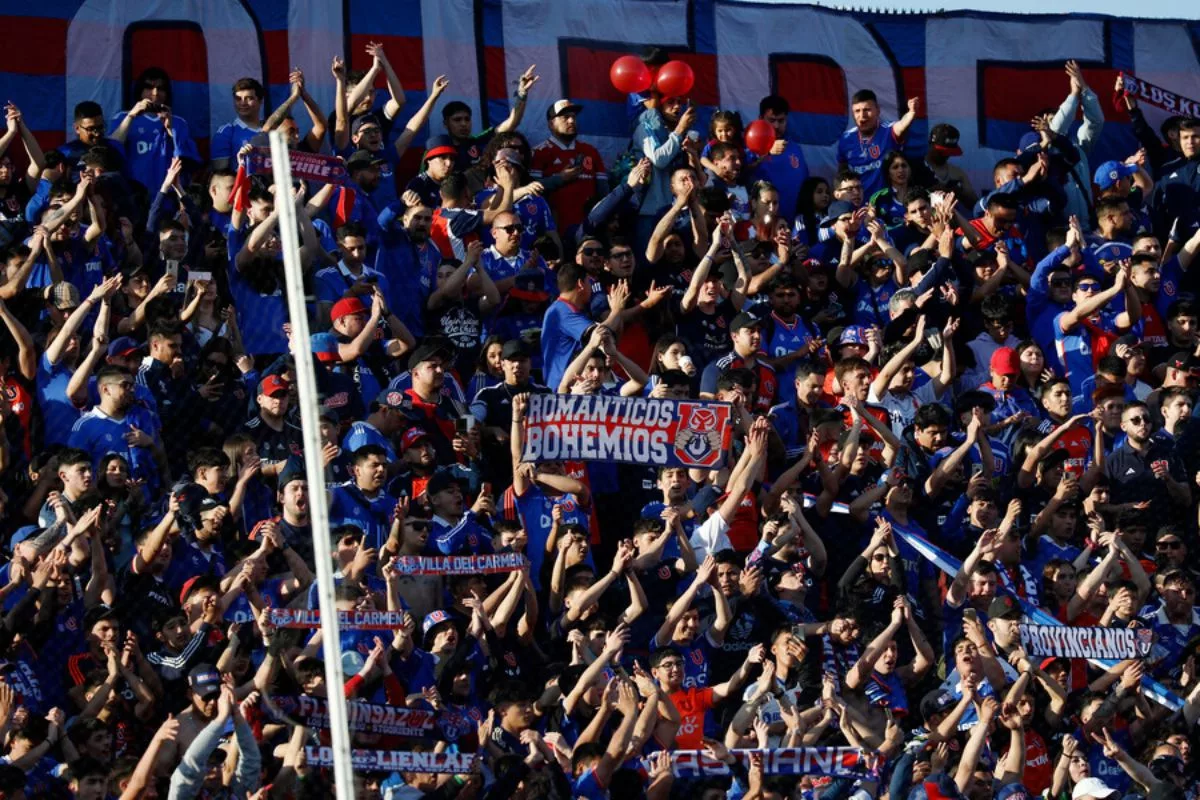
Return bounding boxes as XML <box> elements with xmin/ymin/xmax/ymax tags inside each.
<box><xmin>515</xmin><ymin>91</ymin><xmax>527</xmax><ymax>102</ymax></box>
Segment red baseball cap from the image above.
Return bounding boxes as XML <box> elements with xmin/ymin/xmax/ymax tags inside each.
<box><xmin>989</xmin><ymin>347</ymin><xmax>1020</xmax><ymax>376</ymax></box>
<box><xmin>401</xmin><ymin>427</ymin><xmax>429</xmax><ymax>452</ymax></box>
<box><xmin>258</xmin><ymin>374</ymin><xmax>290</xmax><ymax>397</ymax></box>
<box><xmin>331</xmin><ymin>296</ymin><xmax>368</xmax><ymax>323</ymax></box>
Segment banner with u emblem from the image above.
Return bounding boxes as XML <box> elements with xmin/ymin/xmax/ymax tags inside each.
<box><xmin>521</xmin><ymin>394</ymin><xmax>732</xmax><ymax>469</ymax></box>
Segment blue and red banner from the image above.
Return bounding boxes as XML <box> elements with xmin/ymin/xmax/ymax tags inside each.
<box><xmin>4</xmin><ymin>2</ymin><xmax>1200</xmax><ymax>193</ymax></box>
<box><xmin>521</xmin><ymin>394</ymin><xmax>733</xmax><ymax>469</ymax></box>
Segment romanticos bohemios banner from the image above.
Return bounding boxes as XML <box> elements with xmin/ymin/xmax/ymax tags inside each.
<box><xmin>521</xmin><ymin>394</ymin><xmax>733</xmax><ymax>469</ymax></box>
<box><xmin>1019</xmin><ymin>623</ymin><xmax>1156</xmax><ymax>660</ymax></box>
<box><xmin>644</xmin><ymin>747</ymin><xmax>881</xmax><ymax>779</ymax></box>
<box><xmin>304</xmin><ymin>747</ymin><xmax>475</xmax><ymax>774</ymax></box>
<box><xmin>10</xmin><ymin>1</ymin><xmax>1200</xmax><ymax>193</ymax></box>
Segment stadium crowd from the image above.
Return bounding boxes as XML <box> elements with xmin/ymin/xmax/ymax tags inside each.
<box><xmin>0</xmin><ymin>39</ymin><xmax>1198</xmax><ymax>800</ymax></box>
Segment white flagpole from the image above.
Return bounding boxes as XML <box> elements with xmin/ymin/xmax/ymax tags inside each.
<box><xmin>268</xmin><ymin>131</ymin><xmax>356</xmax><ymax>799</ymax></box>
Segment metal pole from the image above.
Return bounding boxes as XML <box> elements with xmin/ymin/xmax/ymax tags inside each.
<box><xmin>268</xmin><ymin>131</ymin><xmax>356</xmax><ymax>800</ymax></box>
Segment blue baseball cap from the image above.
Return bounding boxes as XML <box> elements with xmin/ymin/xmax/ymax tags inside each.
<box><xmin>422</xmin><ymin>609</ymin><xmax>455</xmax><ymax>639</ymax></box>
<box><xmin>820</xmin><ymin>200</ymin><xmax>856</xmax><ymax>228</ymax></box>
<box><xmin>1093</xmin><ymin>160</ymin><xmax>1138</xmax><ymax>191</ymax></box>
<box><xmin>107</xmin><ymin>336</ymin><xmax>142</xmax><ymax>360</ymax></box>
<box><xmin>838</xmin><ymin>325</ymin><xmax>867</xmax><ymax>347</ymax></box>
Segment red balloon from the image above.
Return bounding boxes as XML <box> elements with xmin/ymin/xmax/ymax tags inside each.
<box><xmin>610</xmin><ymin>55</ymin><xmax>652</xmax><ymax>94</ymax></box>
<box><xmin>744</xmin><ymin>119</ymin><xmax>777</xmax><ymax>156</ymax></box>
<box><xmin>655</xmin><ymin>60</ymin><xmax>695</xmax><ymax>98</ymax></box>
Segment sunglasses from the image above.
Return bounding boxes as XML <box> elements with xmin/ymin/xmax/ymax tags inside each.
<box><xmin>581</xmin><ymin>247</ymin><xmax>604</xmax><ymax>256</ymax></box>
<box><xmin>406</xmin><ymin>520</ymin><xmax>432</xmax><ymax>532</ymax></box>
<box><xmin>1049</xmin><ymin>278</ymin><xmax>1072</xmax><ymax>288</ymax></box>
<box><xmin>1077</xmin><ymin>283</ymin><xmax>1101</xmax><ymax>292</ymax></box>
<box><xmin>1156</xmin><ymin>540</ymin><xmax>1183</xmax><ymax>550</ymax></box>
<box><xmin>494</xmin><ymin>224</ymin><xmax>521</xmax><ymax>234</ymax></box>
<box><xmin>1125</xmin><ymin>415</ymin><xmax>1150</xmax><ymax>425</ymax></box>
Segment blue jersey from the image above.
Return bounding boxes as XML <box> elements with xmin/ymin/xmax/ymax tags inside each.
<box><xmin>227</xmin><ymin>258</ymin><xmax>288</xmax><ymax>356</ymax></box>
<box><xmin>314</xmin><ymin>262</ymin><xmax>391</xmax><ymax>306</ymax></box>
<box><xmin>764</xmin><ymin>312</ymin><xmax>816</xmax><ymax>386</ymax></box>
<box><xmin>210</xmin><ymin>119</ymin><xmax>260</xmax><ymax>165</ymax></box>
<box><xmin>1054</xmin><ymin>310</ymin><xmax>1116</xmax><ymax>410</ymax></box>
<box><xmin>476</xmin><ymin>190</ymin><xmax>556</xmax><ymax>250</ymax></box>
<box><xmin>109</xmin><ymin>111</ymin><xmax>200</xmax><ymax>192</ymax></box>
<box><xmin>514</xmin><ymin>485</ymin><xmax>590</xmax><ymax>584</ymax></box>
<box><xmin>650</xmin><ymin>633</ymin><xmax>716</xmax><ymax>690</ymax></box>
<box><xmin>853</xmin><ymin>278</ymin><xmax>899</xmax><ymax>328</ymax></box>
<box><xmin>750</xmin><ymin>141</ymin><xmax>809</xmax><ymax>222</ymax></box>
<box><xmin>837</xmin><ymin>122</ymin><xmax>900</xmax><ymax>195</ymax></box>
<box><xmin>68</xmin><ymin>406</ymin><xmax>162</xmax><ymax>493</ymax></box>
<box><xmin>375</xmin><ymin>207</ymin><xmax>440</xmax><ymax>338</ymax></box>
<box><xmin>541</xmin><ymin>298</ymin><xmax>594</xmax><ymax>392</ymax></box>
<box><xmin>1029</xmin><ymin>535</ymin><xmax>1081</xmax><ymax>577</ymax></box>
<box><xmin>37</xmin><ymin>353</ymin><xmax>79</xmax><ymax>446</ymax></box>
<box><xmin>328</xmin><ymin>483</ymin><xmax>394</xmax><ymax>549</ymax></box>
<box><xmin>432</xmin><ymin>511</ymin><xmax>494</xmax><ymax>556</ymax></box>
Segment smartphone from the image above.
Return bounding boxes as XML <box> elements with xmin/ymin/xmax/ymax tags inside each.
<box><xmin>963</xmin><ymin>608</ymin><xmax>978</xmax><ymax>623</ymax></box>
<box><xmin>455</xmin><ymin>417</ymin><xmax>476</xmax><ymax>435</ymax></box>
<box><xmin>165</xmin><ymin>259</ymin><xmax>180</xmax><ymax>282</ymax></box>
<box><xmin>190</xmin><ymin>270</ymin><xmax>212</xmax><ymax>283</ymax></box>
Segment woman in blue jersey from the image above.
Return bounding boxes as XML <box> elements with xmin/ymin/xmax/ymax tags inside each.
<box><xmin>869</xmin><ymin>152</ymin><xmax>918</xmax><ymax>233</ymax></box>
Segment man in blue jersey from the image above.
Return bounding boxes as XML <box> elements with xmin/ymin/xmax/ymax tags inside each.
<box><xmin>69</xmin><ymin>365</ymin><xmax>163</xmax><ymax>492</ymax></box>
<box><xmin>837</xmin><ymin>89</ymin><xmax>919</xmax><ymax>196</ymax></box>
<box><xmin>328</xmin><ymin>444</ymin><xmax>395</xmax><ymax>550</ymax></box>
<box><xmin>341</xmin><ymin>389</ymin><xmax>407</xmax><ymax>461</ymax></box>
<box><xmin>541</xmin><ymin>261</ymin><xmax>624</xmax><ymax>392</ymax></box>
<box><xmin>109</xmin><ymin>67</ymin><xmax>200</xmax><ymax>193</ymax></box>
<box><xmin>751</xmin><ymin>95</ymin><xmax>809</xmax><ymax>222</ymax></box>
<box><xmin>1054</xmin><ymin>269</ymin><xmax>1138</xmax><ymax>410</ymax></box>
<box><xmin>210</xmin><ymin>78</ymin><xmax>264</xmax><ymax>171</ymax></box>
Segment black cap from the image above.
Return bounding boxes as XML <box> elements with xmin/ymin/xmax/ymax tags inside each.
<box><xmin>501</xmin><ymin>340</ymin><xmax>531</xmax><ymax>360</ymax></box>
<box><xmin>277</xmin><ymin>456</ymin><xmax>306</xmax><ymax>491</ymax></box>
<box><xmin>426</xmin><ymin>469</ymin><xmax>467</xmax><ymax>498</ymax></box>
<box><xmin>1166</xmin><ymin>352</ymin><xmax>1198</xmax><ymax>372</ymax></box>
<box><xmin>1112</xmin><ymin>333</ymin><xmax>1142</xmax><ymax>352</ymax></box>
<box><xmin>988</xmin><ymin>594</ymin><xmax>1023</xmax><ymax>620</ymax></box>
<box><xmin>929</xmin><ymin>123</ymin><xmax>963</xmax><ymax>155</ymax></box>
<box><xmin>730</xmin><ymin>311</ymin><xmax>764</xmax><ymax>332</ymax></box>
<box><xmin>920</xmin><ymin>689</ymin><xmax>957</xmax><ymax>721</ymax></box>
<box><xmin>83</xmin><ymin>604</ymin><xmax>118</xmax><ymax>633</ymax></box>
<box><xmin>407</xmin><ymin>337</ymin><xmax>452</xmax><ymax>370</ymax></box>
<box><xmin>345</xmin><ymin>149</ymin><xmax>386</xmax><ymax>171</ymax></box>
<box><xmin>187</xmin><ymin>663</ymin><xmax>222</xmax><ymax>699</ymax></box>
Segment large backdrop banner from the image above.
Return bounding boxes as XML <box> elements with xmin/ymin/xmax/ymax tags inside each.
<box><xmin>3</xmin><ymin>0</ymin><xmax>1200</xmax><ymax>189</ymax></box>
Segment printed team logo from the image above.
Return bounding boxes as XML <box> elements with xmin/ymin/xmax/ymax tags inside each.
<box><xmin>690</xmin><ymin>649</ymin><xmax>705</xmax><ymax>665</ymax></box>
<box><xmin>557</xmin><ymin>498</ymin><xmax>577</xmax><ymax>513</ymax></box>
<box><xmin>869</xmin><ymin>145</ymin><xmax>880</xmax><ymax>158</ymax></box>
<box><xmin>1165</xmin><ymin>280</ymin><xmax>1176</xmax><ymax>297</ymax></box>
<box><xmin>468</xmin><ymin>146</ymin><xmax>480</xmax><ymax>159</ymax></box>
<box><xmin>582</xmin><ymin>156</ymin><xmax>593</xmax><ymax>170</ymax></box>
<box><xmin>1134</xmin><ymin>628</ymin><xmax>1155</xmax><ymax>657</ymax></box>
<box><xmin>673</xmin><ymin>403</ymin><xmax>725</xmax><ymax>469</ymax></box>
<box><xmin>504</xmin><ymin>652</ymin><xmax>517</xmax><ymax>667</ymax></box>
<box><xmin>657</xmin><ymin>564</ymin><xmax>672</xmax><ymax>579</ymax></box>
<box><xmin>64</xmin><ymin>616</ymin><xmax>78</xmax><ymax>632</ymax></box>
<box><xmin>716</xmin><ymin>317</ymin><xmax>727</xmax><ymax>328</ymax></box>
<box><xmin>789</xmin><ymin>155</ymin><xmax>799</xmax><ymax>168</ymax></box>
<box><xmin>525</xmin><ymin>203</ymin><xmax>538</xmax><ymax>215</ymax></box>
